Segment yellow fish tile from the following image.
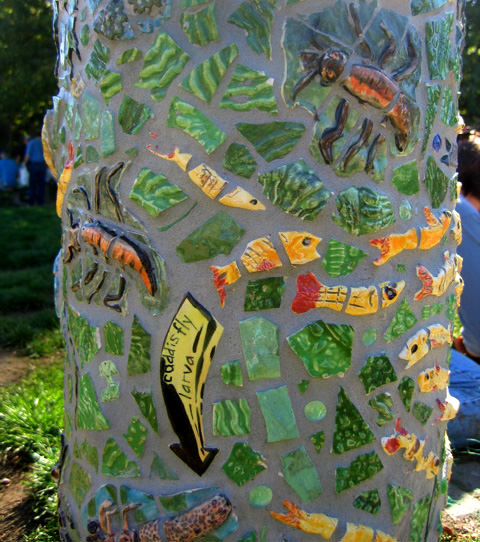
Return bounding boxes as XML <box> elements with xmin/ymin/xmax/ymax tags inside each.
<box><xmin>188</xmin><ymin>164</ymin><xmax>228</xmax><ymax>199</ymax></box>
<box><xmin>241</xmin><ymin>238</ymin><xmax>282</xmax><ymax>273</ymax></box>
<box><xmin>279</xmin><ymin>231</ymin><xmax>322</xmax><ymax>265</ymax></box>
<box><xmin>218</xmin><ymin>187</ymin><xmax>265</xmax><ymax>210</ymax></box>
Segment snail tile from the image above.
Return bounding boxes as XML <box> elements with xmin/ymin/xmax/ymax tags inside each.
<box><xmin>368</xmin><ymin>393</ymin><xmax>394</xmax><ymax>427</ymax></box>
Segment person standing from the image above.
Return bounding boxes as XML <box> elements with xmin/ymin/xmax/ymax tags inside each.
<box><xmin>24</xmin><ymin>134</ymin><xmax>47</xmax><ymax>205</ymax></box>
<box><xmin>0</xmin><ymin>150</ymin><xmax>19</xmax><ymax>190</ymax></box>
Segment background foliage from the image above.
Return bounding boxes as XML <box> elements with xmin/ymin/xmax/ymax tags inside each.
<box><xmin>460</xmin><ymin>0</ymin><xmax>480</xmax><ymax>127</ymax></box>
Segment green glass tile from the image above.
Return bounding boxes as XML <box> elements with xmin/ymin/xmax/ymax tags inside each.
<box><xmin>221</xmin><ymin>360</ymin><xmax>243</xmax><ymax>387</ymax></box>
<box><xmin>256</xmin><ymin>386</ymin><xmax>299</xmax><ymax>444</ymax></box>
<box><xmin>100</xmin><ymin>70</ymin><xmax>122</xmax><ymax>105</ymax></box>
<box><xmin>281</xmin><ymin>446</ymin><xmax>322</xmax><ymax>502</ymax></box>
<box><xmin>129</xmin><ymin>167</ymin><xmax>188</xmax><ymax>216</ymax></box>
<box><xmin>101</xmin><ymin>438</ymin><xmax>140</xmax><ymax>478</ymax></box>
<box><xmin>220</xmin><ymin>64</ymin><xmax>278</xmax><ymax>114</ymax></box>
<box><xmin>99</xmin><ymin>360</ymin><xmax>120</xmax><ymax>402</ymax></box>
<box><xmin>332</xmin><ymin>387</ymin><xmax>375</xmax><ymax>455</ymax></box>
<box><xmin>410</xmin><ymin>496</ymin><xmax>431</xmax><ymax>542</ymax></box>
<box><xmin>441</xmin><ymin>86</ymin><xmax>458</xmax><ymax>127</ymax></box>
<box><xmin>118</xmin><ymin>95</ymin><xmax>152</xmax><ymax>135</ymax></box>
<box><xmin>64</xmin><ymin>411</ymin><xmax>73</xmax><ymax>437</ymax></box>
<box><xmin>120</xmin><ymin>486</ymin><xmax>158</xmax><ymax>523</ymax></box>
<box><xmin>422</xmin><ymin>84</ymin><xmax>442</xmax><ymax>154</ymax></box>
<box><xmin>304</xmin><ymin>401</ymin><xmax>326</xmax><ymax>422</ymax></box>
<box><xmin>398</xmin><ymin>376</ymin><xmax>415</xmax><ymax>412</ymax></box>
<box><xmin>239</xmin><ymin>316</ymin><xmax>280</xmax><ymax>381</ymax></box>
<box><xmin>411</xmin><ymin>0</ymin><xmax>449</xmax><ymax>15</ymax></box>
<box><xmin>258</xmin><ymin>159</ymin><xmax>331</xmax><ymax>220</ymax></box>
<box><xmin>446</xmin><ymin>293</ymin><xmax>457</xmax><ymax>321</ymax></box>
<box><xmin>384</xmin><ymin>299</ymin><xmax>418</xmax><ymax>343</ymax></box>
<box><xmin>228</xmin><ymin>0</ymin><xmax>276</xmax><ymax>59</ymax></box>
<box><xmin>321</xmin><ymin>239</ymin><xmax>367</xmax><ymax>278</ymax></box>
<box><xmin>392</xmin><ymin>161</ymin><xmax>420</xmax><ymax>195</ymax></box>
<box><xmin>81</xmin><ymin>91</ymin><xmax>102</xmax><ymax>140</ymax></box>
<box><xmin>335</xmin><ymin>451</ymin><xmax>384</xmax><ymax>493</ymax></box>
<box><xmin>60</xmin><ymin>124</ymin><xmax>67</xmax><ymax>144</ymax></box>
<box><xmin>176</xmin><ymin>211</ymin><xmax>245</xmax><ymax>263</ymax></box>
<box><xmin>77</xmin><ymin>373</ymin><xmax>110</xmax><ymax>430</ymax></box>
<box><xmin>80</xmin><ymin>24</ymin><xmax>90</xmax><ymax>46</ymax></box>
<box><xmin>104</xmin><ymin>321</ymin><xmax>124</xmax><ymax>356</ymax></box>
<box><xmin>397</xmin><ymin>264</ymin><xmax>407</xmax><ymax>273</ymax></box>
<box><xmin>412</xmin><ymin>402</ymin><xmax>433</xmax><ymax>425</ymax></box>
<box><xmin>65</xmin><ymin>99</ymin><xmax>74</xmax><ymax>130</ymax></box>
<box><xmin>127</xmin><ymin>315</ymin><xmax>151</xmax><ymax>376</ymax></box>
<box><xmin>85</xmin><ymin>39</ymin><xmax>110</xmax><ymax>81</ymax></box>
<box><xmin>68</xmin><ymin>308</ymin><xmax>99</xmax><ymax>365</ymax></box>
<box><xmin>353</xmin><ymin>489</ymin><xmax>381</xmax><ymax>514</ymax></box>
<box><xmin>69</xmin><ymin>461</ymin><xmax>92</xmax><ymax>508</ymax></box>
<box><xmin>159</xmin><ymin>488</ymin><xmax>215</xmax><ymax>514</ymax></box>
<box><xmin>244</xmin><ymin>277</ymin><xmax>285</xmax><ymax>312</ymax></box>
<box><xmin>116</xmin><ymin>47</ymin><xmax>142</xmax><ymax>64</ymax></box>
<box><xmin>74</xmin><ymin>146</ymin><xmax>83</xmax><ymax>168</ymax></box>
<box><xmin>131</xmin><ymin>389</ymin><xmax>158</xmax><ymax>433</ymax></box>
<box><xmin>213</xmin><ymin>399</ymin><xmax>251</xmax><ymax>437</ymax></box>
<box><xmin>399</xmin><ymin>200</ymin><xmax>413</xmax><ymax>221</ymax></box>
<box><xmin>359</xmin><ymin>353</ymin><xmax>397</xmax><ymax>394</ymax></box>
<box><xmin>387</xmin><ymin>484</ymin><xmax>413</xmax><ymax>524</ymax></box>
<box><xmin>223</xmin><ymin>442</ymin><xmax>267</xmax><ymax>486</ymax></box>
<box><xmin>135</xmin><ymin>31</ymin><xmax>190</xmax><ymax>101</ymax></box>
<box><xmin>421</xmin><ymin>302</ymin><xmax>444</xmax><ymax>320</ymax></box>
<box><xmin>123</xmin><ymin>417</ymin><xmax>148</xmax><ymax>457</ymax></box>
<box><xmin>309</xmin><ymin>431</ymin><xmax>325</xmax><ymax>454</ymax></box>
<box><xmin>181</xmin><ymin>43</ymin><xmax>239</xmax><ymax>103</ymax></box>
<box><xmin>168</xmin><ymin>97</ymin><xmax>226</xmax><ymax>154</ymax></box>
<box><xmin>424</xmin><ymin>155</ymin><xmax>449</xmax><ymax>208</ymax></box>
<box><xmin>180</xmin><ymin>3</ymin><xmax>219</xmax><ymax>46</ymax></box>
<box><xmin>249</xmin><ymin>486</ymin><xmax>272</xmax><ymax>508</ymax></box>
<box><xmin>125</xmin><ymin>146</ymin><xmax>138</xmax><ymax>158</ymax></box>
<box><xmin>426</xmin><ymin>13</ymin><xmax>454</xmax><ymax>80</ymax></box>
<box><xmin>93</xmin><ymin>0</ymin><xmax>135</xmax><ymax>40</ymax></box>
<box><xmin>237</xmin><ymin>121</ymin><xmax>305</xmax><ymax>162</ymax></box>
<box><xmin>288</xmin><ymin>320</ymin><xmax>354</xmax><ymax>379</ymax></box>
<box><xmin>362</xmin><ymin>329</ymin><xmax>377</xmax><ymax>347</ymax></box>
<box><xmin>223</xmin><ymin>143</ymin><xmax>257</xmax><ymax>179</ymax></box>
<box><xmin>298</xmin><ymin>379</ymin><xmax>309</xmax><ymax>394</ymax></box>
<box><xmin>150</xmin><ymin>453</ymin><xmax>179</xmax><ymax>480</ymax></box>
<box><xmin>333</xmin><ymin>186</ymin><xmax>396</xmax><ymax>236</ymax></box>
<box><xmin>369</xmin><ymin>393</ymin><xmax>394</xmax><ymax>427</ymax></box>
<box><xmin>85</xmin><ymin>145</ymin><xmax>100</xmax><ymax>163</ymax></box>
<box><xmin>181</xmin><ymin>0</ymin><xmax>210</xmax><ymax>7</ymax></box>
<box><xmin>80</xmin><ymin>440</ymin><xmax>99</xmax><ymax>472</ymax></box>
<box><xmin>100</xmin><ymin>110</ymin><xmax>116</xmax><ymax>157</ymax></box>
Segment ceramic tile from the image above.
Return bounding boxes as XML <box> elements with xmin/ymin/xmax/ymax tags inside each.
<box><xmin>80</xmin><ymin>24</ymin><xmax>90</xmax><ymax>46</ymax></box>
<box><xmin>257</xmin><ymin>385</ymin><xmax>299</xmax><ymax>443</ymax></box>
<box><xmin>281</xmin><ymin>446</ymin><xmax>322</xmax><ymax>502</ymax></box>
<box><xmin>298</xmin><ymin>379</ymin><xmax>309</xmax><ymax>394</ymax></box>
<box><xmin>223</xmin><ymin>143</ymin><xmax>257</xmax><ymax>179</ymax></box>
<box><xmin>322</xmin><ymin>239</ymin><xmax>367</xmax><ymax>278</ymax></box>
<box><xmin>99</xmin><ymin>70</ymin><xmax>122</xmax><ymax>105</ymax></box>
<box><xmin>212</xmin><ymin>399</ymin><xmax>251</xmax><ymax>437</ymax></box>
<box><xmin>82</xmin><ymin>92</ymin><xmax>102</xmax><ymax>140</ymax></box>
<box><xmin>118</xmin><ymin>95</ymin><xmax>152</xmax><ymax>134</ymax></box>
<box><xmin>369</xmin><ymin>393</ymin><xmax>394</xmax><ymax>427</ymax></box>
<box><xmin>150</xmin><ymin>453</ymin><xmax>179</xmax><ymax>480</ymax></box>
<box><xmin>85</xmin><ymin>145</ymin><xmax>100</xmax><ymax>163</ymax></box>
<box><xmin>426</xmin><ymin>13</ymin><xmax>454</xmax><ymax>80</ymax></box>
<box><xmin>387</xmin><ymin>484</ymin><xmax>413</xmax><ymax>524</ymax></box>
<box><xmin>441</xmin><ymin>86</ymin><xmax>458</xmax><ymax>126</ymax></box>
<box><xmin>240</xmin><ymin>238</ymin><xmax>282</xmax><ymax>272</ymax></box>
<box><xmin>239</xmin><ymin>316</ymin><xmax>280</xmax><ymax>381</ymax></box>
<box><xmin>101</xmin><ymin>438</ymin><xmax>140</xmax><ymax>477</ymax></box>
<box><xmin>384</xmin><ymin>299</ymin><xmax>418</xmax><ymax>343</ymax></box>
<box><xmin>258</xmin><ymin>159</ymin><xmax>331</xmax><ymax>220</ymax></box>
<box><xmin>392</xmin><ymin>161</ymin><xmax>419</xmax><ymax>195</ymax></box>
<box><xmin>99</xmin><ymin>360</ymin><xmax>120</xmax><ymax>402</ymax></box>
<box><xmin>93</xmin><ymin>0</ymin><xmax>135</xmax><ymax>40</ymax></box>
<box><xmin>424</xmin><ymin>156</ymin><xmax>449</xmax><ymax>208</ymax></box>
<box><xmin>270</xmin><ymin>500</ymin><xmax>338</xmax><ymax>538</ymax></box>
<box><xmin>119</xmin><ymin>485</ymin><xmax>158</xmax><ymax>523</ymax></box>
<box><xmin>279</xmin><ymin>231</ymin><xmax>321</xmax><ymax>265</ymax></box>
<box><xmin>415</xmin><ymin>250</ymin><xmax>461</xmax><ymax>301</ymax></box>
<box><xmin>411</xmin><ymin>0</ymin><xmax>449</xmax><ymax>14</ymax></box>
<box><xmin>218</xmin><ymin>186</ymin><xmax>266</xmax><ymax>211</ymax></box>
<box><xmin>222</xmin><ymin>442</ymin><xmax>267</xmax><ymax>486</ymax></box>
<box><xmin>288</xmin><ymin>320</ymin><xmax>354</xmax><ymax>379</ymax></box>
<box><xmin>362</xmin><ymin>329</ymin><xmax>377</xmax><ymax>346</ymax></box>
<box><xmin>336</xmin><ymin>451</ymin><xmax>384</xmax><ymax>493</ymax></box>
<box><xmin>211</xmin><ymin>262</ymin><xmax>242</xmax><ymax>307</ymax></box>
<box><xmin>100</xmin><ymin>110</ymin><xmax>116</xmax><ymax>157</ymax></box>
<box><xmin>123</xmin><ymin>417</ymin><xmax>148</xmax><ymax>456</ymax></box>
<box><xmin>353</xmin><ymin>489</ymin><xmax>381</xmax><ymax>514</ymax></box>
<box><xmin>128</xmin><ymin>0</ymin><xmax>170</xmax><ymax>14</ymax></box>
<box><xmin>77</xmin><ymin>373</ymin><xmax>110</xmax><ymax>430</ymax></box>
<box><xmin>304</xmin><ymin>401</ymin><xmax>327</xmax><ymax>422</ymax></box>
<box><xmin>399</xmin><ymin>200</ymin><xmax>413</xmax><ymax>221</ymax></box>
<box><xmin>127</xmin><ymin>315</ymin><xmax>151</xmax><ymax>375</ymax></box>
<box><xmin>309</xmin><ymin>431</ymin><xmax>325</xmax><ymax>454</ymax></box>
<box><xmin>412</xmin><ymin>402</ymin><xmax>433</xmax><ymax>425</ymax></box>
<box><xmin>80</xmin><ymin>440</ymin><xmax>99</xmax><ymax>472</ymax></box>
<box><xmin>131</xmin><ymin>389</ymin><xmax>158</xmax><ymax>433</ymax></box>
<box><xmin>249</xmin><ymin>486</ymin><xmax>272</xmax><ymax>508</ymax></box>
<box><xmin>68</xmin><ymin>308</ymin><xmax>100</xmax><ymax>365</ymax></box>
<box><xmin>85</xmin><ymin>39</ymin><xmax>110</xmax><ymax>81</ymax></box>
<box><xmin>410</xmin><ymin>496</ymin><xmax>431</xmax><ymax>542</ymax></box>
<box><xmin>359</xmin><ymin>354</ymin><xmax>397</xmax><ymax>394</ymax></box>
<box><xmin>69</xmin><ymin>462</ymin><xmax>92</xmax><ymax>508</ymax></box>
<box><xmin>432</xmin><ymin>134</ymin><xmax>442</xmax><ymax>152</ymax></box>
<box><xmin>180</xmin><ymin>3</ymin><xmax>219</xmax><ymax>45</ymax></box>
<box><xmin>104</xmin><ymin>321</ymin><xmax>124</xmax><ymax>355</ymax></box>
<box><xmin>116</xmin><ymin>46</ymin><xmax>142</xmax><ymax>64</ymax></box>
<box><xmin>219</xmin><ymin>360</ymin><xmax>243</xmax><ymax>388</ymax></box>
<box><xmin>244</xmin><ymin>277</ymin><xmax>285</xmax><ymax>312</ymax></box>
<box><xmin>398</xmin><ymin>376</ymin><xmax>415</xmax><ymax>412</ymax></box>
<box><xmin>422</xmin><ymin>84</ymin><xmax>442</xmax><ymax>154</ymax></box>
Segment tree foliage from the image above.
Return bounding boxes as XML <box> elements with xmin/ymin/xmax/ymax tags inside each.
<box><xmin>0</xmin><ymin>0</ymin><xmax>57</xmax><ymax>154</ymax></box>
<box><xmin>460</xmin><ymin>1</ymin><xmax>480</xmax><ymax>127</ymax></box>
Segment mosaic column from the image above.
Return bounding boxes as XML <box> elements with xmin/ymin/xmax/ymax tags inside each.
<box><xmin>45</xmin><ymin>1</ymin><xmax>465</xmax><ymax>540</ymax></box>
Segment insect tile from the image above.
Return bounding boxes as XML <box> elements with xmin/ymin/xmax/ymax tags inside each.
<box><xmin>123</xmin><ymin>417</ymin><xmax>148</xmax><ymax>457</ymax></box>
<box><xmin>410</xmin><ymin>495</ymin><xmax>431</xmax><ymax>542</ymax></box>
<box><xmin>335</xmin><ymin>451</ymin><xmax>384</xmax><ymax>493</ymax></box>
<box><xmin>424</xmin><ymin>156</ymin><xmax>450</xmax><ymax>208</ymax></box>
<box><xmin>222</xmin><ymin>442</ymin><xmax>267</xmax><ymax>487</ymax></box>
<box><xmin>322</xmin><ymin>239</ymin><xmax>367</xmax><ymax>278</ymax></box>
<box><xmin>220</xmin><ymin>360</ymin><xmax>243</xmax><ymax>387</ymax></box>
<box><xmin>398</xmin><ymin>376</ymin><xmax>415</xmax><ymax>412</ymax></box>
<box><xmin>101</xmin><ymin>438</ymin><xmax>140</xmax><ymax>477</ymax></box>
<box><xmin>281</xmin><ymin>446</ymin><xmax>323</xmax><ymax>502</ymax></box>
<box><xmin>212</xmin><ymin>399</ymin><xmax>251</xmax><ymax>437</ymax></box>
<box><xmin>244</xmin><ymin>277</ymin><xmax>286</xmax><ymax>312</ymax></box>
<box><xmin>181</xmin><ymin>44</ymin><xmax>239</xmax><ymax>104</ymax></box>
<box><xmin>76</xmin><ymin>373</ymin><xmax>110</xmax><ymax>430</ymax></box>
<box><xmin>392</xmin><ymin>161</ymin><xmax>420</xmax><ymax>196</ymax></box>
<box><xmin>353</xmin><ymin>488</ymin><xmax>381</xmax><ymax>515</ymax></box>
<box><xmin>368</xmin><ymin>393</ymin><xmax>394</xmax><ymax>427</ymax></box>
<box><xmin>120</xmin><ymin>486</ymin><xmax>158</xmax><ymax>523</ymax></box>
<box><xmin>127</xmin><ymin>315</ymin><xmax>151</xmax><ymax>375</ymax></box>
<box><xmin>116</xmin><ymin>46</ymin><xmax>142</xmax><ymax>64</ymax></box>
<box><xmin>384</xmin><ymin>299</ymin><xmax>418</xmax><ymax>343</ymax></box>
<box><xmin>249</xmin><ymin>486</ymin><xmax>272</xmax><ymax>509</ymax></box>
<box><xmin>304</xmin><ymin>401</ymin><xmax>327</xmax><ymax>422</ymax></box>
<box><xmin>131</xmin><ymin>389</ymin><xmax>159</xmax><ymax>433</ymax></box>
<box><xmin>425</xmin><ymin>13</ymin><xmax>454</xmax><ymax>81</ymax></box>
<box><xmin>168</xmin><ymin>97</ymin><xmax>226</xmax><ymax>154</ymax></box>
<box><xmin>387</xmin><ymin>484</ymin><xmax>413</xmax><ymax>525</ymax></box>
<box><xmin>118</xmin><ymin>95</ymin><xmax>152</xmax><ymax>134</ymax></box>
<box><xmin>220</xmin><ymin>64</ymin><xmax>278</xmax><ymax>114</ymax></box>
<box><xmin>93</xmin><ymin>0</ymin><xmax>135</xmax><ymax>40</ymax></box>
<box><xmin>104</xmin><ymin>321</ymin><xmax>124</xmax><ymax>356</ymax></box>
<box><xmin>69</xmin><ymin>462</ymin><xmax>92</xmax><ymax>509</ymax></box>
<box><xmin>176</xmin><ymin>211</ymin><xmax>245</xmax><ymax>263</ymax></box>
<box><xmin>288</xmin><ymin>320</ymin><xmax>354</xmax><ymax>379</ymax></box>
<box><xmin>135</xmin><ymin>32</ymin><xmax>190</xmax><ymax>100</ymax></box>
<box><xmin>100</xmin><ymin>111</ymin><xmax>115</xmax><ymax>157</ymax></box>
<box><xmin>412</xmin><ymin>402</ymin><xmax>433</xmax><ymax>425</ymax></box>
<box><xmin>333</xmin><ymin>187</ymin><xmax>396</xmax><ymax>236</ymax></box>
<box><xmin>129</xmin><ymin>168</ymin><xmax>188</xmax><ymax>216</ymax></box>
<box><xmin>237</xmin><ymin>122</ymin><xmax>305</xmax><ymax>163</ymax></box>
<box><xmin>228</xmin><ymin>0</ymin><xmax>277</xmax><ymax>59</ymax></box>
<box><xmin>256</xmin><ymin>385</ymin><xmax>299</xmax><ymax>443</ymax></box>
<box><xmin>258</xmin><ymin>159</ymin><xmax>331</xmax><ymax>220</ymax></box>
<box><xmin>223</xmin><ymin>143</ymin><xmax>257</xmax><ymax>179</ymax></box>
<box><xmin>149</xmin><ymin>453</ymin><xmax>179</xmax><ymax>480</ymax></box>
<box><xmin>359</xmin><ymin>353</ymin><xmax>397</xmax><ymax>395</ymax></box>
<box><xmin>180</xmin><ymin>3</ymin><xmax>219</xmax><ymax>45</ymax></box>
<box><xmin>99</xmin><ymin>360</ymin><xmax>120</xmax><ymax>402</ymax></box>
<box><xmin>239</xmin><ymin>316</ymin><xmax>280</xmax><ymax>381</ymax></box>
<box><xmin>309</xmin><ymin>431</ymin><xmax>325</xmax><ymax>454</ymax></box>
<box><xmin>332</xmin><ymin>387</ymin><xmax>375</xmax><ymax>455</ymax></box>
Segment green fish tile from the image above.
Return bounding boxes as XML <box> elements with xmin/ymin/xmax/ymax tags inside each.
<box><xmin>369</xmin><ymin>393</ymin><xmax>394</xmax><ymax>427</ymax></box>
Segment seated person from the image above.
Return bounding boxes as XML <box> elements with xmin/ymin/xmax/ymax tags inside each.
<box><xmin>0</xmin><ymin>150</ymin><xmax>18</xmax><ymax>190</ymax></box>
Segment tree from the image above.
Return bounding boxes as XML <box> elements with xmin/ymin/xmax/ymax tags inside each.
<box><xmin>460</xmin><ymin>0</ymin><xmax>480</xmax><ymax>127</ymax></box>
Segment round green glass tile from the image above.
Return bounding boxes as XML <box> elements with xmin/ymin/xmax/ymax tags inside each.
<box><xmin>304</xmin><ymin>400</ymin><xmax>327</xmax><ymax>421</ymax></box>
<box><xmin>249</xmin><ymin>486</ymin><xmax>273</xmax><ymax>508</ymax></box>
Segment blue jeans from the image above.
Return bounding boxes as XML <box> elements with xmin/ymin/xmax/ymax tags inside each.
<box><xmin>27</xmin><ymin>162</ymin><xmax>46</xmax><ymax>205</ymax></box>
